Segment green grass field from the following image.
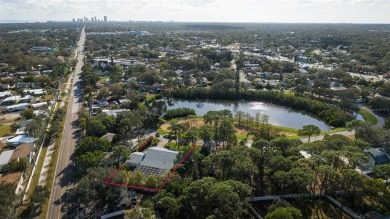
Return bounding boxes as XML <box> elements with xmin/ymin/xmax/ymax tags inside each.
<box><xmin>359</xmin><ymin>108</ymin><xmax>378</xmax><ymax>125</ymax></box>
<box><xmin>0</xmin><ymin>125</ymin><xmax>11</xmax><ymax>137</ymax></box>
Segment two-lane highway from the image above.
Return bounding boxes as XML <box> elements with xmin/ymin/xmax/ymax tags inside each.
<box><xmin>47</xmin><ymin>26</ymin><xmax>85</xmax><ymax>219</ymax></box>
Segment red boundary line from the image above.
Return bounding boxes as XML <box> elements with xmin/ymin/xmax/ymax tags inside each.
<box><xmin>137</xmin><ymin>136</ymin><xmax>154</xmax><ymax>152</ymax></box>
<box><xmin>104</xmin><ymin>144</ymin><xmax>196</xmax><ymax>192</ymax></box>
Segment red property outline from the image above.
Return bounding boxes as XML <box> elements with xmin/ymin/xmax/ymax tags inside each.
<box><xmin>104</xmin><ymin>144</ymin><xmax>196</xmax><ymax>192</ymax></box>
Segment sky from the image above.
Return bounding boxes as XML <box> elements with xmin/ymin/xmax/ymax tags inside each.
<box><xmin>0</xmin><ymin>0</ymin><xmax>389</xmax><ymax>23</ymax></box>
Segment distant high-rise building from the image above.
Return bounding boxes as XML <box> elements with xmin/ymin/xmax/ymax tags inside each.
<box><xmin>72</xmin><ymin>18</ymin><xmax>75</xmax><ymax>22</ymax></box>
<box><xmin>104</xmin><ymin>16</ymin><xmax>107</xmax><ymax>22</ymax></box>
<box><xmin>91</xmin><ymin>17</ymin><xmax>94</xmax><ymax>22</ymax></box>
<box><xmin>95</xmin><ymin>16</ymin><xmax>97</xmax><ymax>22</ymax></box>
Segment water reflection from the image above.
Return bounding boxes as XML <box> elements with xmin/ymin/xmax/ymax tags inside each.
<box><xmin>165</xmin><ymin>99</ymin><xmax>332</xmax><ymax>130</ymax></box>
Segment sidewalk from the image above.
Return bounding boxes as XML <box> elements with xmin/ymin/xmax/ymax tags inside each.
<box><xmin>38</xmin><ymin>143</ymin><xmax>55</xmax><ymax>186</ymax></box>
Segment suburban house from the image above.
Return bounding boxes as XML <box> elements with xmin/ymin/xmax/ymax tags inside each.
<box><xmin>0</xmin><ymin>91</ymin><xmax>12</xmax><ymax>99</ymax></box>
<box><xmin>10</xmin><ymin>143</ymin><xmax>33</xmax><ymax>165</ymax></box>
<box><xmin>42</xmin><ymin>70</ymin><xmax>53</xmax><ymax>75</ymax></box>
<box><xmin>23</xmin><ymin>89</ymin><xmax>45</xmax><ymax>96</ymax></box>
<box><xmin>31</xmin><ymin>102</ymin><xmax>48</xmax><ymax>110</ymax></box>
<box><xmin>19</xmin><ymin>95</ymin><xmax>33</xmax><ymax>103</ymax></box>
<box><xmin>102</xmin><ymin>109</ymin><xmax>130</xmax><ymax>117</ymax></box>
<box><xmin>359</xmin><ymin>147</ymin><xmax>390</xmax><ymax>174</ymax></box>
<box><xmin>6</xmin><ymin>135</ymin><xmax>37</xmax><ymax>148</ymax></box>
<box><xmin>5</xmin><ymin>103</ymin><xmax>29</xmax><ymax>112</ymax></box>
<box><xmin>0</xmin><ymin>143</ymin><xmax>33</xmax><ymax>172</ymax></box>
<box><xmin>0</xmin><ymin>150</ymin><xmax>14</xmax><ymax>171</ymax></box>
<box><xmin>100</xmin><ymin>133</ymin><xmax>116</xmax><ymax>143</ymax></box>
<box><xmin>1</xmin><ymin>96</ymin><xmax>21</xmax><ymax>106</ymax></box>
<box><xmin>126</xmin><ymin>147</ymin><xmax>178</xmax><ymax>176</ymax></box>
<box><xmin>15</xmin><ymin>83</ymin><xmax>33</xmax><ymax>89</ymax></box>
<box><xmin>365</xmin><ymin>147</ymin><xmax>390</xmax><ymax>165</ymax></box>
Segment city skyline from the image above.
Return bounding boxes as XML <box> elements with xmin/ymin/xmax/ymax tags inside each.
<box><xmin>0</xmin><ymin>0</ymin><xmax>389</xmax><ymax>24</ymax></box>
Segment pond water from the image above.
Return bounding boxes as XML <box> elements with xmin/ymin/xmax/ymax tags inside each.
<box><xmin>165</xmin><ymin>99</ymin><xmax>332</xmax><ymax>130</ymax></box>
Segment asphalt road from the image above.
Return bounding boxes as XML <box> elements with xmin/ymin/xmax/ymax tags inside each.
<box><xmin>47</xmin><ymin>27</ymin><xmax>85</xmax><ymax>219</ymax></box>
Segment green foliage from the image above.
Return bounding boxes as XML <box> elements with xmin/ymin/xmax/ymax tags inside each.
<box><xmin>385</xmin><ymin>116</ymin><xmax>390</xmax><ymax>129</ymax></box>
<box><xmin>26</xmin><ymin>186</ymin><xmax>50</xmax><ymax>217</ymax></box>
<box><xmin>86</xmin><ymin>119</ymin><xmax>107</xmax><ymax>137</ymax></box>
<box><xmin>112</xmin><ymin>145</ymin><xmax>131</xmax><ymax>164</ymax></box>
<box><xmin>66</xmin><ymin>167</ymin><xmax>127</xmax><ymax>216</ymax></box>
<box><xmin>164</xmin><ymin>107</ymin><xmax>196</xmax><ymax>120</ymax></box>
<box><xmin>76</xmin><ymin>150</ymin><xmax>106</xmax><ymax>170</ymax></box>
<box><xmin>75</xmin><ymin>136</ymin><xmax>111</xmax><ymax>157</ymax></box>
<box><xmin>265</xmin><ymin>207</ymin><xmax>303</xmax><ymax>219</ymax></box>
<box><xmin>10</xmin><ymin>123</ymin><xmax>19</xmax><ymax>132</ymax></box>
<box><xmin>20</xmin><ymin>108</ymin><xmax>34</xmax><ymax>119</ymax></box>
<box><xmin>5</xmin><ymin>158</ymin><xmax>27</xmax><ymax>172</ymax></box>
<box><xmin>369</xmin><ymin>97</ymin><xmax>390</xmax><ymax>117</ymax></box>
<box><xmin>0</xmin><ymin>182</ymin><xmax>16</xmax><ymax>218</ymax></box>
<box><xmin>359</xmin><ymin>108</ymin><xmax>378</xmax><ymax>125</ymax></box>
<box><xmin>298</xmin><ymin>125</ymin><xmax>321</xmax><ymax>143</ymax></box>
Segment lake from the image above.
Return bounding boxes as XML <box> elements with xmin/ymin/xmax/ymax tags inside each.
<box><xmin>165</xmin><ymin>99</ymin><xmax>332</xmax><ymax>130</ymax></box>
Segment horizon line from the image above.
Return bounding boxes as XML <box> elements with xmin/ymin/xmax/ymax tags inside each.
<box><xmin>1</xmin><ymin>20</ymin><xmax>390</xmax><ymax>25</ymax></box>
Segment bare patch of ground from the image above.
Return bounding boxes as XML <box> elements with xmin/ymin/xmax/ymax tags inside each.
<box><xmin>0</xmin><ymin>112</ymin><xmax>22</xmax><ymax>124</ymax></box>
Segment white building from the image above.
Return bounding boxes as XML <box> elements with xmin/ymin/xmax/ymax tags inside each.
<box><xmin>0</xmin><ymin>91</ymin><xmax>11</xmax><ymax>99</ymax></box>
<box><xmin>102</xmin><ymin>109</ymin><xmax>130</xmax><ymax>117</ymax></box>
<box><xmin>1</xmin><ymin>96</ymin><xmax>21</xmax><ymax>106</ymax></box>
<box><xmin>31</xmin><ymin>102</ymin><xmax>47</xmax><ymax>110</ymax></box>
<box><xmin>5</xmin><ymin>103</ymin><xmax>29</xmax><ymax>112</ymax></box>
<box><xmin>23</xmin><ymin>89</ymin><xmax>45</xmax><ymax>96</ymax></box>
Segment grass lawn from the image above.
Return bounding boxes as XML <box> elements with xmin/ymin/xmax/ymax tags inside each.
<box><xmin>146</xmin><ymin>94</ymin><xmax>158</xmax><ymax>101</ymax></box>
<box><xmin>159</xmin><ymin>117</ymin><xmax>349</xmax><ymax>141</ymax></box>
<box><xmin>359</xmin><ymin>108</ymin><xmax>378</xmax><ymax>125</ymax></box>
<box><xmin>0</xmin><ymin>125</ymin><xmax>11</xmax><ymax>137</ymax></box>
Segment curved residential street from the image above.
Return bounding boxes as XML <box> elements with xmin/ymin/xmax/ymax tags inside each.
<box><xmin>46</xmin><ymin>27</ymin><xmax>85</xmax><ymax>219</ymax></box>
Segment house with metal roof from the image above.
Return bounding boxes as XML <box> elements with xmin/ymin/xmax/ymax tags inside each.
<box><xmin>365</xmin><ymin>147</ymin><xmax>390</xmax><ymax>165</ymax></box>
<box><xmin>5</xmin><ymin>103</ymin><xmax>29</xmax><ymax>112</ymax></box>
<box><xmin>1</xmin><ymin>95</ymin><xmax>21</xmax><ymax>106</ymax></box>
<box><xmin>6</xmin><ymin>135</ymin><xmax>37</xmax><ymax>148</ymax></box>
<box><xmin>0</xmin><ymin>150</ymin><xmax>14</xmax><ymax>171</ymax></box>
<box><xmin>126</xmin><ymin>147</ymin><xmax>178</xmax><ymax>176</ymax></box>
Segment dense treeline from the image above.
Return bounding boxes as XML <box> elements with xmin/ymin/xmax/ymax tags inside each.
<box><xmin>164</xmin><ymin>107</ymin><xmax>196</xmax><ymax>120</ymax></box>
<box><xmin>172</xmin><ymin>88</ymin><xmax>354</xmax><ymax>127</ymax></box>
<box><xmin>368</xmin><ymin>97</ymin><xmax>390</xmax><ymax>117</ymax></box>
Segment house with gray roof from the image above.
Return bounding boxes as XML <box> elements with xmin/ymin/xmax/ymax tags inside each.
<box><xmin>6</xmin><ymin>135</ymin><xmax>37</xmax><ymax>148</ymax></box>
<box><xmin>126</xmin><ymin>147</ymin><xmax>178</xmax><ymax>176</ymax></box>
<box><xmin>359</xmin><ymin>147</ymin><xmax>390</xmax><ymax>173</ymax></box>
<box><xmin>0</xmin><ymin>150</ymin><xmax>14</xmax><ymax>171</ymax></box>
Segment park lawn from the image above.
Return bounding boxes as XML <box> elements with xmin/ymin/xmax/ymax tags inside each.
<box><xmin>146</xmin><ymin>93</ymin><xmax>158</xmax><ymax>102</ymax></box>
<box><xmin>159</xmin><ymin>117</ymin><xmax>350</xmax><ymax>141</ymax></box>
<box><xmin>359</xmin><ymin>108</ymin><xmax>378</xmax><ymax>125</ymax></box>
<box><xmin>0</xmin><ymin>125</ymin><xmax>11</xmax><ymax>137</ymax></box>
<box><xmin>165</xmin><ymin>142</ymin><xmax>179</xmax><ymax>150</ymax></box>
<box><xmin>321</xmin><ymin>127</ymin><xmax>348</xmax><ymax>134</ymax></box>
<box><xmin>157</xmin><ymin>129</ymin><xmax>170</xmax><ymax>135</ymax></box>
